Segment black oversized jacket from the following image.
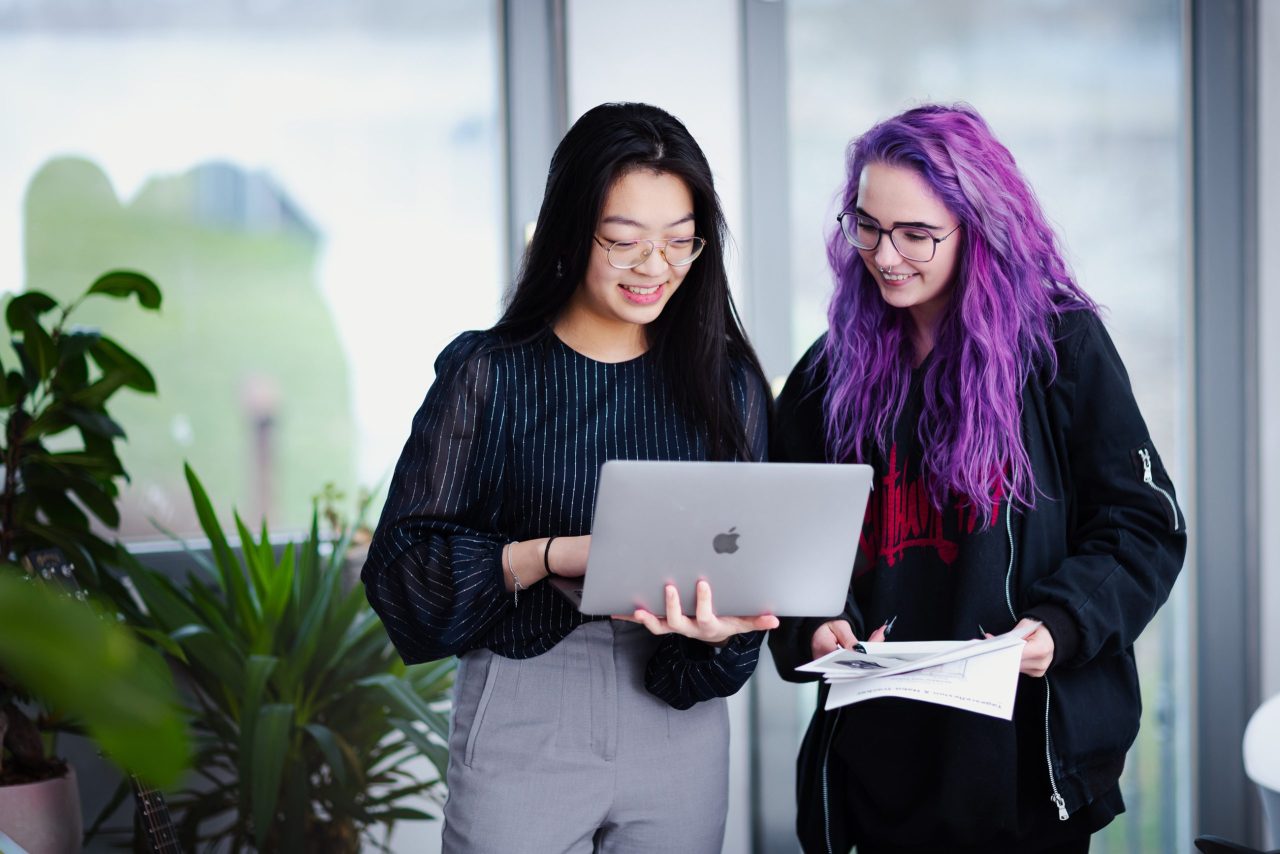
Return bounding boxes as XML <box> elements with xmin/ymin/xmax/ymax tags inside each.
<box><xmin>768</xmin><ymin>310</ymin><xmax>1187</xmax><ymax>851</ymax></box>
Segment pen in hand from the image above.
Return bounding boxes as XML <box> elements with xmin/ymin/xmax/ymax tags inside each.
<box><xmin>850</xmin><ymin>615</ymin><xmax>896</xmax><ymax>653</ymax></box>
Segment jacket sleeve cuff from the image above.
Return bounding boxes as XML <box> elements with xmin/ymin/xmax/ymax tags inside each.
<box><xmin>1022</xmin><ymin>603</ymin><xmax>1081</xmax><ymax>669</ymax></box>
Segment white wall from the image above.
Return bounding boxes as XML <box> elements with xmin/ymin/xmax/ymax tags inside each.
<box><xmin>1259</xmin><ymin>0</ymin><xmax>1280</xmax><ymax>705</ymax></box>
<box><xmin>565</xmin><ymin>4</ymin><xmax>755</xmax><ymax>852</ymax></box>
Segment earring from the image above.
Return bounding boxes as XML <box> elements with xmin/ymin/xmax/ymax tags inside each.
<box><xmin>556</xmin><ymin>260</ymin><xmax>563</xmax><ymax>278</ymax></box>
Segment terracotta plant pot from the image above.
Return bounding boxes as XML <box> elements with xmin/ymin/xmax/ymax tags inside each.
<box><xmin>0</xmin><ymin>765</ymin><xmax>82</xmax><ymax>854</ymax></box>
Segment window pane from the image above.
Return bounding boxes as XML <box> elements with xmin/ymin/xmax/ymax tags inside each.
<box><xmin>1</xmin><ymin>0</ymin><xmax>504</xmax><ymax>538</ymax></box>
<box><xmin>785</xmin><ymin>1</ymin><xmax>1190</xmax><ymax>849</ymax></box>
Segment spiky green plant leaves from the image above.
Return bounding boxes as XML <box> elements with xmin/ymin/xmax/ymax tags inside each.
<box><xmin>114</xmin><ymin>466</ymin><xmax>453</xmax><ymax>852</ymax></box>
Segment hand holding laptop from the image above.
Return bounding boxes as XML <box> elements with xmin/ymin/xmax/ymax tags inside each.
<box><xmin>555</xmin><ymin>461</ymin><xmax>874</xmax><ymax>619</ymax></box>
<box><xmin>548</xmin><ymin>534</ymin><xmax>779</xmax><ymax>645</ymax></box>
<box><xmin>617</xmin><ymin>579</ymin><xmax>780</xmax><ymax>646</ymax></box>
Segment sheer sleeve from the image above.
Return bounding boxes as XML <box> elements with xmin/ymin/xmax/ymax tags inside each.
<box><xmin>361</xmin><ymin>332</ymin><xmax>511</xmax><ymax>663</ymax></box>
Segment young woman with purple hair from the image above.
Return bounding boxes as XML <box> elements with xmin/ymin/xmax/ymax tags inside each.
<box><xmin>769</xmin><ymin>104</ymin><xmax>1186</xmax><ymax>853</ymax></box>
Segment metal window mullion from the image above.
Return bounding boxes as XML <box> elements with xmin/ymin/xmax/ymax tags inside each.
<box><xmin>1191</xmin><ymin>0</ymin><xmax>1263</xmax><ymax>845</ymax></box>
<box><xmin>500</xmin><ymin>0</ymin><xmax>568</xmax><ymax>293</ymax></box>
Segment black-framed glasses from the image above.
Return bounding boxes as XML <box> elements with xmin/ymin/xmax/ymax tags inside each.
<box><xmin>592</xmin><ymin>235</ymin><xmax>707</xmax><ymax>270</ymax></box>
<box><xmin>836</xmin><ymin>211</ymin><xmax>960</xmax><ymax>263</ymax></box>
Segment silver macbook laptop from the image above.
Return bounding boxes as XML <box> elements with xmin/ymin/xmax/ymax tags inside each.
<box><xmin>551</xmin><ymin>460</ymin><xmax>873</xmax><ymax>618</ymax></box>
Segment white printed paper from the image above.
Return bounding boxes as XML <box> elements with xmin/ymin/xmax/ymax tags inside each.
<box><xmin>797</xmin><ymin>622</ymin><xmax>1039</xmax><ymax>720</ymax></box>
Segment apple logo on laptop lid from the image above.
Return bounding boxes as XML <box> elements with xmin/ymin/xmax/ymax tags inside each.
<box><xmin>712</xmin><ymin>527</ymin><xmax>740</xmax><ymax>555</ymax></box>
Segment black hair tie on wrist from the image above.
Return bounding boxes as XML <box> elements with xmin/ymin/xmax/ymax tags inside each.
<box><xmin>544</xmin><ymin>536</ymin><xmax>560</xmax><ymax>577</ymax></box>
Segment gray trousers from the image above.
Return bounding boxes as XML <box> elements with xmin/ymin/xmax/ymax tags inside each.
<box><xmin>442</xmin><ymin>620</ymin><xmax>730</xmax><ymax>853</ymax></box>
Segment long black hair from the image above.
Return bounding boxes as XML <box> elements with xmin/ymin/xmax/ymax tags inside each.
<box><xmin>493</xmin><ymin>102</ymin><xmax>768</xmax><ymax>462</ymax></box>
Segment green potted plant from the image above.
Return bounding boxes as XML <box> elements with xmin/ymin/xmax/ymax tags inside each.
<box><xmin>113</xmin><ymin>465</ymin><xmax>455</xmax><ymax>853</ymax></box>
<box><xmin>0</xmin><ymin>572</ymin><xmax>189</xmax><ymax>851</ymax></box>
<box><xmin>0</xmin><ymin>271</ymin><xmax>188</xmax><ymax>850</ymax></box>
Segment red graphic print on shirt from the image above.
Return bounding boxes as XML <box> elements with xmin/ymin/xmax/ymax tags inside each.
<box><xmin>857</xmin><ymin>445</ymin><xmax>1003</xmax><ymax>572</ymax></box>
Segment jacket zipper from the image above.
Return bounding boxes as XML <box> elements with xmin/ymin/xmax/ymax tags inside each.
<box><xmin>1138</xmin><ymin>448</ymin><xmax>1180</xmax><ymax>531</ymax></box>
<box><xmin>1044</xmin><ymin>679</ymin><xmax>1069</xmax><ymax>820</ymax></box>
<box><xmin>1008</xmin><ymin>503</ymin><xmax>1069</xmax><ymax>822</ymax></box>
<box><xmin>822</xmin><ymin>708</ymin><xmax>842</xmax><ymax>854</ymax></box>
<box><xmin>1004</xmin><ymin>504</ymin><xmax>1016</xmax><ymax>621</ymax></box>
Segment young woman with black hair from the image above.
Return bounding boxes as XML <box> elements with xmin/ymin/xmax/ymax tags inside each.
<box><xmin>361</xmin><ymin>102</ymin><xmax>778</xmax><ymax>853</ymax></box>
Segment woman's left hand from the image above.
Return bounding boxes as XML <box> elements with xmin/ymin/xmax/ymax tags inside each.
<box><xmin>1013</xmin><ymin>618</ymin><xmax>1055</xmax><ymax>677</ymax></box>
<box><xmin>619</xmin><ymin>580</ymin><xmax>779</xmax><ymax>645</ymax></box>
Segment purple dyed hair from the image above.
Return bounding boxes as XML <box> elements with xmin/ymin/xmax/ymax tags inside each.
<box><xmin>823</xmin><ymin>103</ymin><xmax>1097</xmax><ymax>520</ymax></box>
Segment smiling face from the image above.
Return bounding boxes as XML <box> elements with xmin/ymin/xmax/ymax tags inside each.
<box><xmin>855</xmin><ymin>161</ymin><xmax>962</xmax><ymax>341</ymax></box>
<box><xmin>557</xmin><ymin>169</ymin><xmax>696</xmax><ymax>359</ymax></box>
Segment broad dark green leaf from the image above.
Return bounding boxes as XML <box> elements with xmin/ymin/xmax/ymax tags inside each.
<box><xmin>388</xmin><ymin>718</ymin><xmax>449</xmax><ymax>784</ymax></box>
<box><xmin>184</xmin><ymin>463</ymin><xmax>258</xmax><ymax>632</ymax></box>
<box><xmin>26</xmin><ymin>450</ymin><xmax>115</xmax><ymax>474</ymax></box>
<box><xmin>133</xmin><ymin>626</ymin><xmax>189</xmax><ymax>663</ymax></box>
<box><xmin>183</xmin><ymin>574</ymin><xmax>243</xmax><ymax>641</ymax></box>
<box><xmin>0</xmin><ymin>368</ymin><xmax>25</xmax><ymax>406</ymax></box>
<box><xmin>274</xmin><ymin>552</ymin><xmax>338</xmax><ymax>697</ymax></box>
<box><xmin>303</xmin><ymin>723</ymin><xmax>355</xmax><ymax>789</ymax></box>
<box><xmin>23</xmin><ymin>405</ymin><xmax>75</xmax><ymax>441</ymax></box>
<box><xmin>277</xmin><ymin>761</ymin><xmax>308</xmax><ymax>854</ymax></box>
<box><xmin>361</xmin><ymin>779</ymin><xmax>441</xmax><ymax>809</ymax></box>
<box><xmin>249</xmin><ymin>703</ymin><xmax>294</xmax><ymax>850</ymax></box>
<box><xmin>65</xmin><ymin>404</ymin><xmax>126</xmax><ymax>438</ymax></box>
<box><xmin>358</xmin><ymin>674</ymin><xmax>438</xmax><ymax>724</ymax></box>
<box><xmin>28</xmin><ymin>485</ymin><xmax>91</xmax><ymax>531</ymax></box>
<box><xmin>58</xmin><ymin>325</ymin><xmax>101</xmax><ymax>354</ymax></box>
<box><xmin>85</xmin><ymin>270</ymin><xmax>162</xmax><ymax>310</ymax></box>
<box><xmin>305</xmin><ymin>586</ymin><xmax>369</xmax><ymax>688</ymax></box>
<box><xmin>5</xmin><ymin>290</ymin><xmax>57</xmax><ymax>329</ymax></box>
<box><xmin>238</xmin><ymin>655</ymin><xmax>279</xmax><ymax>821</ymax></box>
<box><xmin>0</xmin><ymin>572</ymin><xmax>191</xmax><ymax>786</ymax></box>
<box><xmin>89</xmin><ymin>336</ymin><xmax>157</xmax><ymax>394</ymax></box>
<box><xmin>261</xmin><ymin>544</ymin><xmax>295</xmax><ymax>640</ymax></box>
<box><xmin>235</xmin><ymin>512</ymin><xmax>270</xmax><ymax>612</ymax></box>
<box><xmin>82</xmin><ymin>431</ymin><xmax>127</xmax><ymax>477</ymax></box>
<box><xmin>18</xmin><ymin>317</ymin><xmax>58</xmax><ymax>384</ymax></box>
<box><xmin>68</xmin><ymin>371</ymin><xmax>131</xmax><ymax>410</ymax></box>
<box><xmin>53</xmin><ymin>348</ymin><xmax>89</xmax><ymax>389</ymax></box>
<box><xmin>147</xmin><ymin>516</ymin><xmax>217</xmax><ymax>577</ymax></box>
<box><xmin>66</xmin><ymin>475</ymin><xmax>121</xmax><ymax>528</ymax></box>
<box><xmin>366</xmin><ymin>806</ymin><xmax>436</xmax><ymax>823</ymax></box>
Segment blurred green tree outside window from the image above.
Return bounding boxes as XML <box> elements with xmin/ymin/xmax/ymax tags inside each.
<box><xmin>1</xmin><ymin>0</ymin><xmax>505</xmax><ymax>538</ymax></box>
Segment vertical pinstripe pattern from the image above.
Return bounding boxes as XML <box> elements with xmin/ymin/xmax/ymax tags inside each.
<box><xmin>362</xmin><ymin>329</ymin><xmax>770</xmax><ymax>709</ymax></box>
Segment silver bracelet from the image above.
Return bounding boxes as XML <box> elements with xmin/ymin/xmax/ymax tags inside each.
<box><xmin>505</xmin><ymin>542</ymin><xmax>524</xmax><ymax>605</ymax></box>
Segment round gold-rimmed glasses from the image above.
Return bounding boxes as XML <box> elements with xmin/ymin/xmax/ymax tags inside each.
<box><xmin>592</xmin><ymin>235</ymin><xmax>707</xmax><ymax>270</ymax></box>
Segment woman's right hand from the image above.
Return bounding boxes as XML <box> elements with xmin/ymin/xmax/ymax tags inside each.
<box><xmin>811</xmin><ymin>619</ymin><xmax>887</xmax><ymax>659</ymax></box>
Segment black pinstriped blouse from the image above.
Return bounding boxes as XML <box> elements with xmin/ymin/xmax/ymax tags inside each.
<box><xmin>361</xmin><ymin>329</ymin><xmax>770</xmax><ymax>710</ymax></box>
